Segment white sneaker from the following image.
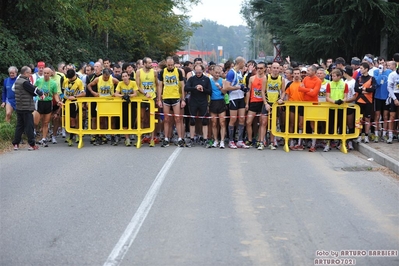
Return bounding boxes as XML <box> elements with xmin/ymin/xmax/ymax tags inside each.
<box><xmin>62</xmin><ymin>128</ymin><xmax>66</xmax><ymax>138</ymax></box>
<box><xmin>268</xmin><ymin>144</ymin><xmax>276</xmax><ymax>150</ymax></box>
<box><xmin>257</xmin><ymin>143</ymin><xmax>264</xmax><ymax>150</ymax></box>
<box><xmin>212</xmin><ymin>140</ymin><xmax>219</xmax><ymax>148</ymax></box>
<box><xmin>323</xmin><ymin>145</ymin><xmax>330</xmax><ymax>152</ymax></box>
<box><xmin>356</xmin><ymin>136</ymin><xmax>362</xmax><ymax>143</ymax></box>
<box><xmin>220</xmin><ymin>141</ymin><xmax>225</xmax><ymax>149</ymax></box>
<box><xmin>364</xmin><ymin>136</ymin><xmax>369</xmax><ymax>143</ymax></box>
<box><xmin>52</xmin><ymin>136</ymin><xmax>57</xmax><ymax>144</ymax></box>
<box><xmin>228</xmin><ymin>141</ymin><xmax>237</xmax><ymax>149</ymax></box>
<box><xmin>348</xmin><ymin>141</ymin><xmax>354</xmax><ymax>150</ymax></box>
<box><xmin>236</xmin><ymin>141</ymin><xmax>249</xmax><ymax>149</ymax></box>
<box><xmin>387</xmin><ymin>136</ymin><xmax>393</xmax><ymax>144</ymax></box>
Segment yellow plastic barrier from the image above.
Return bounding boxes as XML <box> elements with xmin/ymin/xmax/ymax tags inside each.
<box><xmin>271</xmin><ymin>102</ymin><xmax>362</xmax><ymax>153</ymax></box>
<box><xmin>62</xmin><ymin>97</ymin><xmax>158</xmax><ymax>148</ymax></box>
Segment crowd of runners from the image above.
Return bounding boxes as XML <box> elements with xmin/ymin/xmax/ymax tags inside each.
<box><xmin>2</xmin><ymin>52</ymin><xmax>399</xmax><ymax>151</ymax></box>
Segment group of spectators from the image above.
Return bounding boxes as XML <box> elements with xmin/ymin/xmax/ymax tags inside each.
<box><xmin>2</xmin><ymin>52</ymin><xmax>399</xmax><ymax>151</ymax></box>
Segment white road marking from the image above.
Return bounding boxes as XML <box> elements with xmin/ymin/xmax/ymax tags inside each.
<box><xmin>104</xmin><ymin>148</ymin><xmax>182</xmax><ymax>266</ymax></box>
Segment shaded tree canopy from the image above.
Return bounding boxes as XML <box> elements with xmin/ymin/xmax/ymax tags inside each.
<box><xmin>0</xmin><ymin>0</ymin><xmax>199</xmax><ymax>81</ymax></box>
<box><xmin>241</xmin><ymin>0</ymin><xmax>399</xmax><ymax>63</ymax></box>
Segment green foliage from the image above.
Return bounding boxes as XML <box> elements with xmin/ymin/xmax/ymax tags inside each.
<box><xmin>0</xmin><ymin>109</ymin><xmax>16</xmax><ymax>142</ymax></box>
<box><xmin>0</xmin><ymin>0</ymin><xmax>198</xmax><ymax>79</ymax></box>
<box><xmin>242</xmin><ymin>0</ymin><xmax>399</xmax><ymax>63</ymax></box>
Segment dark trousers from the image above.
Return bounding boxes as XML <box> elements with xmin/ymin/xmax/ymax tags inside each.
<box><xmin>13</xmin><ymin>111</ymin><xmax>35</xmax><ymax>146</ymax></box>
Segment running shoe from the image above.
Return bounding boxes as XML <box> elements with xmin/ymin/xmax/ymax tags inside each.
<box><xmin>295</xmin><ymin>145</ymin><xmax>304</xmax><ymax>151</ymax></box>
<box><xmin>67</xmin><ymin>138</ymin><xmax>73</xmax><ymax>147</ymax></box>
<box><xmin>90</xmin><ymin>135</ymin><xmax>96</xmax><ymax>144</ymax></box>
<box><xmin>149</xmin><ymin>139</ymin><xmax>155</xmax><ymax>147</ymax></box>
<box><xmin>212</xmin><ymin>140</ymin><xmax>219</xmax><ymax>148</ymax></box>
<box><xmin>205</xmin><ymin>140</ymin><xmax>212</xmax><ymax>148</ymax></box>
<box><xmin>185</xmin><ymin>139</ymin><xmax>193</xmax><ymax>148</ymax></box>
<box><xmin>309</xmin><ymin>146</ymin><xmax>316</xmax><ymax>152</ymax></box>
<box><xmin>220</xmin><ymin>141</ymin><xmax>225</xmax><ymax>149</ymax></box>
<box><xmin>356</xmin><ymin>136</ymin><xmax>362</xmax><ymax>143</ymax></box>
<box><xmin>13</xmin><ymin>144</ymin><xmax>19</xmax><ymax>150</ymax></box>
<box><xmin>228</xmin><ymin>141</ymin><xmax>237</xmax><ymax>149</ymax></box>
<box><xmin>245</xmin><ymin>140</ymin><xmax>253</xmax><ymax>147</ymax></box>
<box><xmin>161</xmin><ymin>139</ymin><xmax>170</xmax><ymax>147</ymax></box>
<box><xmin>364</xmin><ymin>136</ymin><xmax>369</xmax><ymax>143</ymax></box>
<box><xmin>75</xmin><ymin>135</ymin><xmax>80</xmax><ymax>143</ymax></box>
<box><xmin>52</xmin><ymin>136</ymin><xmax>57</xmax><ymax>144</ymax></box>
<box><xmin>178</xmin><ymin>139</ymin><xmax>185</xmax><ymax>147</ymax></box>
<box><xmin>237</xmin><ymin>140</ymin><xmax>249</xmax><ymax>149</ymax></box>
<box><xmin>374</xmin><ymin>135</ymin><xmax>379</xmax><ymax>143</ymax></box>
<box><xmin>42</xmin><ymin>139</ymin><xmax>48</xmax><ymax>147</ymax></box>
<box><xmin>348</xmin><ymin>141</ymin><xmax>354</xmax><ymax>150</ymax></box>
<box><xmin>323</xmin><ymin>145</ymin><xmax>330</xmax><ymax>152</ymax></box>
<box><xmin>387</xmin><ymin>136</ymin><xmax>393</xmax><ymax>144</ymax></box>
<box><xmin>257</xmin><ymin>142</ymin><xmax>264</xmax><ymax>150</ymax></box>
<box><xmin>268</xmin><ymin>144</ymin><xmax>276</xmax><ymax>150</ymax></box>
<box><xmin>125</xmin><ymin>138</ymin><xmax>131</xmax><ymax>146</ymax></box>
<box><xmin>28</xmin><ymin>145</ymin><xmax>39</xmax><ymax>151</ymax></box>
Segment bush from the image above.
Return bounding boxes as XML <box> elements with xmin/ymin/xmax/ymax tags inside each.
<box><xmin>0</xmin><ymin>122</ymin><xmax>15</xmax><ymax>141</ymax></box>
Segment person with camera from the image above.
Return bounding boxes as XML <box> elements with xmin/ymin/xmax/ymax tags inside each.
<box><xmin>114</xmin><ymin>71</ymin><xmax>138</xmax><ymax>146</ymax></box>
<box><xmin>373</xmin><ymin>57</ymin><xmax>392</xmax><ymax>143</ymax></box>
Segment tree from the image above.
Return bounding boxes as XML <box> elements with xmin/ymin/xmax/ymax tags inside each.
<box><xmin>241</xmin><ymin>0</ymin><xmax>399</xmax><ymax>63</ymax></box>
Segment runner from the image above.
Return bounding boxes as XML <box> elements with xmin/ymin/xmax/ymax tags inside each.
<box><xmin>184</xmin><ymin>64</ymin><xmax>212</xmax><ymax>147</ymax></box>
<box><xmin>1</xmin><ymin>66</ymin><xmax>18</xmax><ymax>123</ymax></box>
<box><xmin>223</xmin><ymin>56</ymin><xmax>249</xmax><ymax>149</ymax></box>
<box><xmin>157</xmin><ymin>57</ymin><xmax>186</xmax><ymax>147</ymax></box>
<box><xmin>298</xmin><ymin>65</ymin><xmax>322</xmax><ymax>152</ymax></box>
<box><xmin>209</xmin><ymin>65</ymin><xmax>226</xmax><ymax>149</ymax></box>
<box><xmin>245</xmin><ymin>62</ymin><xmax>266</xmax><ymax>148</ymax></box>
<box><xmin>354</xmin><ymin>62</ymin><xmax>377</xmax><ymax>144</ymax></box>
<box><xmin>35</xmin><ymin>67</ymin><xmax>61</xmax><ymax>147</ymax></box>
<box><xmin>136</xmin><ymin>57</ymin><xmax>159</xmax><ymax>147</ymax></box>
<box><xmin>284</xmin><ymin>68</ymin><xmax>305</xmax><ymax>150</ymax></box>
<box><xmin>63</xmin><ymin>69</ymin><xmax>85</xmax><ymax>146</ymax></box>
<box><xmin>114</xmin><ymin>71</ymin><xmax>138</xmax><ymax>146</ymax></box>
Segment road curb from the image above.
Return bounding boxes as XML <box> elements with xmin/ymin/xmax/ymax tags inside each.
<box><xmin>356</xmin><ymin>143</ymin><xmax>399</xmax><ymax>175</ymax></box>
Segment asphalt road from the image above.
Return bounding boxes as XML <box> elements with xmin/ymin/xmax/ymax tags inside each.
<box><xmin>1</xmin><ymin>140</ymin><xmax>398</xmax><ymax>266</ymax></box>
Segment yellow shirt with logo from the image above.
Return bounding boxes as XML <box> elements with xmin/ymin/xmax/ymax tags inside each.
<box><xmin>266</xmin><ymin>74</ymin><xmax>283</xmax><ymax>103</ymax></box>
<box><xmin>115</xmin><ymin>80</ymin><xmax>138</xmax><ymax>95</ymax></box>
<box><xmin>162</xmin><ymin>68</ymin><xmax>181</xmax><ymax>99</ymax></box>
<box><xmin>63</xmin><ymin>78</ymin><xmax>84</xmax><ymax>98</ymax></box>
<box><xmin>138</xmin><ymin>68</ymin><xmax>156</xmax><ymax>99</ymax></box>
<box><xmin>98</xmin><ymin>76</ymin><xmax>115</xmax><ymax>97</ymax></box>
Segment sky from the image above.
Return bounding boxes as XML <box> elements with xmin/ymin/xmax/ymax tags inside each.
<box><xmin>185</xmin><ymin>0</ymin><xmax>247</xmax><ymax>27</ymax></box>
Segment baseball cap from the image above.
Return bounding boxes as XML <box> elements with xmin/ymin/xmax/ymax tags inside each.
<box><xmin>301</xmin><ymin>67</ymin><xmax>307</xmax><ymax>72</ymax></box>
<box><xmin>37</xmin><ymin>61</ymin><xmax>45</xmax><ymax>67</ymax></box>
<box><xmin>351</xmin><ymin>57</ymin><xmax>361</xmax><ymax>65</ymax></box>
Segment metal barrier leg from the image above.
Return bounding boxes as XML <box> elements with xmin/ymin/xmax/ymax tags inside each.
<box><xmin>340</xmin><ymin>138</ymin><xmax>348</xmax><ymax>154</ymax></box>
<box><xmin>136</xmin><ymin>134</ymin><xmax>142</xmax><ymax>149</ymax></box>
<box><xmin>283</xmin><ymin>137</ymin><xmax>290</xmax><ymax>153</ymax></box>
<box><xmin>78</xmin><ymin>134</ymin><xmax>84</xmax><ymax>149</ymax></box>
